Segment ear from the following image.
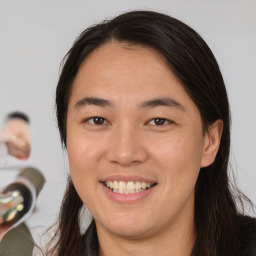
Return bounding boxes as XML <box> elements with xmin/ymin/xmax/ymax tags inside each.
<box><xmin>201</xmin><ymin>119</ymin><xmax>223</xmax><ymax>168</ymax></box>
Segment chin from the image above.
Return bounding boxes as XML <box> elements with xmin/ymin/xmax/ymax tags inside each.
<box><xmin>108</xmin><ymin>225</ymin><xmax>151</xmax><ymax>239</ymax></box>
<box><xmin>98</xmin><ymin>214</ymin><xmax>154</xmax><ymax>239</ymax></box>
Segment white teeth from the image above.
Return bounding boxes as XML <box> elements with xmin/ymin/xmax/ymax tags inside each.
<box><xmin>135</xmin><ymin>182</ymin><xmax>141</xmax><ymax>190</ymax></box>
<box><xmin>127</xmin><ymin>181</ymin><xmax>134</xmax><ymax>190</ymax></box>
<box><xmin>104</xmin><ymin>180</ymin><xmax>154</xmax><ymax>194</ymax></box>
<box><xmin>119</xmin><ymin>181</ymin><xmax>126</xmax><ymax>190</ymax></box>
<box><xmin>113</xmin><ymin>181</ymin><xmax>119</xmax><ymax>189</ymax></box>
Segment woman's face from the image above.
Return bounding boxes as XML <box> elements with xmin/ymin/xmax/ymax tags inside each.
<box><xmin>66</xmin><ymin>42</ymin><xmax>219</xmax><ymax>240</ymax></box>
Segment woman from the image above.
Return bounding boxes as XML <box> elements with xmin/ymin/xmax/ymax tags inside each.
<box><xmin>47</xmin><ymin>10</ymin><xmax>256</xmax><ymax>256</ymax></box>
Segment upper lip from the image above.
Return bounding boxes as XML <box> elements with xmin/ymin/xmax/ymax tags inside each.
<box><xmin>100</xmin><ymin>175</ymin><xmax>157</xmax><ymax>184</ymax></box>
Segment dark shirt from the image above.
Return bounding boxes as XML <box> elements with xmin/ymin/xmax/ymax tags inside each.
<box><xmin>237</xmin><ymin>215</ymin><xmax>256</xmax><ymax>256</ymax></box>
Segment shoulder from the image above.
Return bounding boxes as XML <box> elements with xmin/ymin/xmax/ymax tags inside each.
<box><xmin>238</xmin><ymin>215</ymin><xmax>256</xmax><ymax>256</ymax></box>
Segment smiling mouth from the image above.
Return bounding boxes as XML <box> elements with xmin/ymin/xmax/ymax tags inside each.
<box><xmin>102</xmin><ymin>181</ymin><xmax>157</xmax><ymax>194</ymax></box>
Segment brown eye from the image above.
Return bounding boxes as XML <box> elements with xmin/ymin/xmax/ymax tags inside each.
<box><xmin>87</xmin><ymin>117</ymin><xmax>107</xmax><ymax>125</ymax></box>
<box><xmin>149</xmin><ymin>118</ymin><xmax>170</xmax><ymax>126</ymax></box>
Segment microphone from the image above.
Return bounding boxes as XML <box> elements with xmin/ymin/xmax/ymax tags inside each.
<box><xmin>0</xmin><ymin>167</ymin><xmax>45</xmax><ymax>240</ymax></box>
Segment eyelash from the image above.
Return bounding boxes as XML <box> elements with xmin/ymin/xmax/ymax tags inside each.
<box><xmin>85</xmin><ymin>116</ymin><xmax>172</xmax><ymax>126</ymax></box>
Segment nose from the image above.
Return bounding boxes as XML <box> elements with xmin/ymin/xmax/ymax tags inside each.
<box><xmin>105</xmin><ymin>125</ymin><xmax>148</xmax><ymax>167</ymax></box>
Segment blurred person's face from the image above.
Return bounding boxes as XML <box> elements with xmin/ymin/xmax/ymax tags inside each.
<box><xmin>1</xmin><ymin>119</ymin><xmax>30</xmax><ymax>160</ymax></box>
<box><xmin>66</xmin><ymin>42</ymin><xmax>222</xmax><ymax>240</ymax></box>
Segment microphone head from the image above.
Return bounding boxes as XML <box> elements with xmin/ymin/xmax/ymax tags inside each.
<box><xmin>17</xmin><ymin>167</ymin><xmax>45</xmax><ymax>197</ymax></box>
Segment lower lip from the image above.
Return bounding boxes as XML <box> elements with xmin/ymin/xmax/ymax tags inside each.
<box><xmin>100</xmin><ymin>183</ymin><xmax>156</xmax><ymax>203</ymax></box>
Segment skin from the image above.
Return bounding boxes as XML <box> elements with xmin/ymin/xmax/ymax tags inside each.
<box><xmin>66</xmin><ymin>42</ymin><xmax>223</xmax><ymax>256</ymax></box>
<box><xmin>0</xmin><ymin>118</ymin><xmax>30</xmax><ymax>160</ymax></box>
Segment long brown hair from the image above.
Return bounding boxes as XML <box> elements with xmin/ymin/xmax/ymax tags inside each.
<box><xmin>47</xmin><ymin>10</ymin><xmax>253</xmax><ymax>256</ymax></box>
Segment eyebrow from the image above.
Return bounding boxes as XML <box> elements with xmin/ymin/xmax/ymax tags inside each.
<box><xmin>75</xmin><ymin>97</ymin><xmax>112</xmax><ymax>108</ymax></box>
<box><xmin>74</xmin><ymin>97</ymin><xmax>185</xmax><ymax>111</ymax></box>
<box><xmin>139</xmin><ymin>97</ymin><xmax>185</xmax><ymax>111</ymax></box>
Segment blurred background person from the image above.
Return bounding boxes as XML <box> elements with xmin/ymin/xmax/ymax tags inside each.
<box><xmin>0</xmin><ymin>112</ymin><xmax>31</xmax><ymax>160</ymax></box>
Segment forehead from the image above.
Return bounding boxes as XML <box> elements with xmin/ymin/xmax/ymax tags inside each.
<box><xmin>70</xmin><ymin>42</ymin><xmax>182</xmax><ymax>97</ymax></box>
<box><xmin>83</xmin><ymin>41</ymin><xmax>169</xmax><ymax>70</ymax></box>
<box><xmin>69</xmin><ymin>42</ymin><xmax>198</xmax><ymax>112</ymax></box>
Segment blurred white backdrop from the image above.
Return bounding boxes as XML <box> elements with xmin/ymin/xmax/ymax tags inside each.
<box><xmin>0</xmin><ymin>0</ymin><xmax>255</xmax><ymax>239</ymax></box>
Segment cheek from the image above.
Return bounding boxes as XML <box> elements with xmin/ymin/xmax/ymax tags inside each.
<box><xmin>67</xmin><ymin>128</ymin><xmax>105</xmax><ymax>169</ymax></box>
<box><xmin>152</xmin><ymin>135</ymin><xmax>203</xmax><ymax>217</ymax></box>
<box><xmin>66</xmin><ymin>130</ymin><xmax>102</xmax><ymax>192</ymax></box>
<box><xmin>151</xmin><ymin>133</ymin><xmax>204</xmax><ymax>186</ymax></box>
<box><xmin>67</xmin><ymin>140</ymin><xmax>99</xmax><ymax>211</ymax></box>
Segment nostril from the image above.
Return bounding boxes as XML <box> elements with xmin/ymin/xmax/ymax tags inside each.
<box><xmin>106</xmin><ymin>146</ymin><xmax>148</xmax><ymax>166</ymax></box>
